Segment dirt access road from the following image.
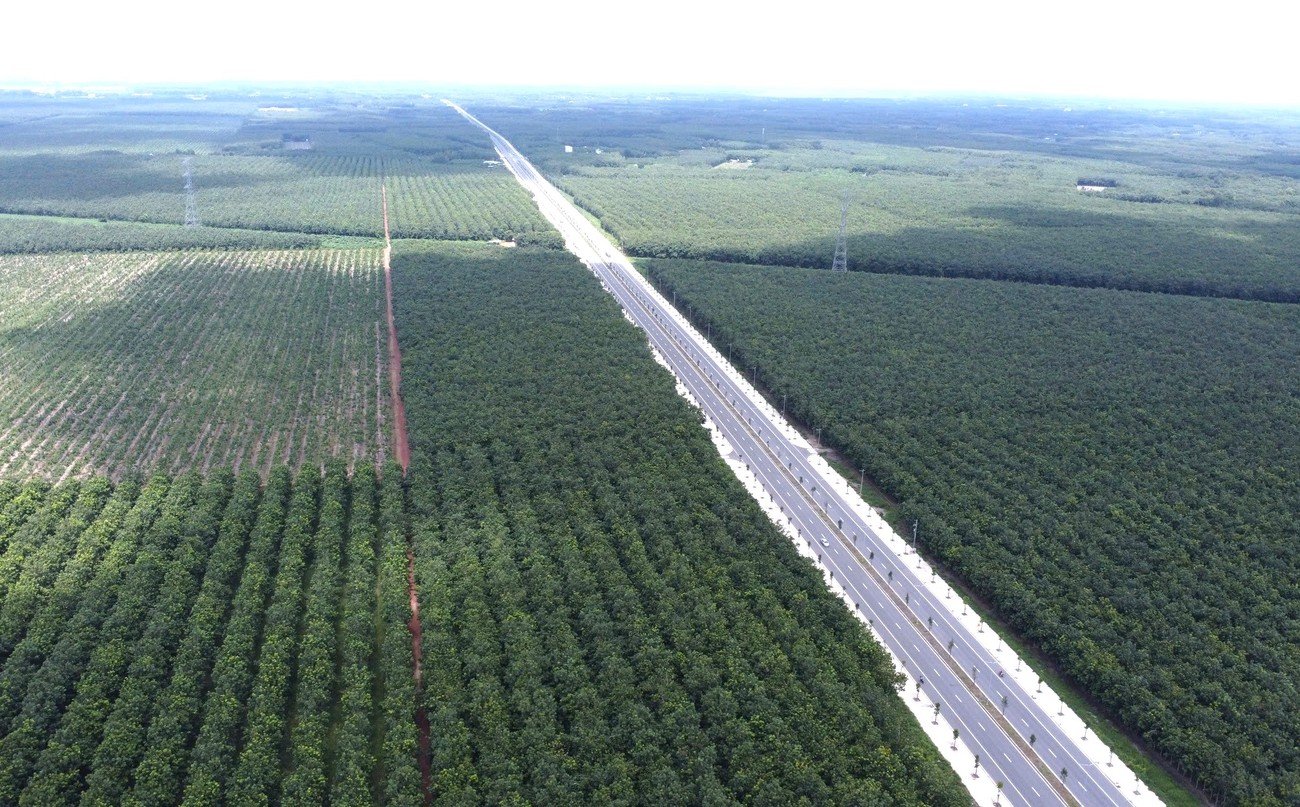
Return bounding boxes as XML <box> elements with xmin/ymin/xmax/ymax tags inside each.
<box><xmin>381</xmin><ymin>184</ymin><xmax>411</xmax><ymax>472</ymax></box>
<box><xmin>381</xmin><ymin>184</ymin><xmax>429</xmax><ymax>798</ymax></box>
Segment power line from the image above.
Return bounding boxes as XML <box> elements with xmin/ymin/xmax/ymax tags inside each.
<box><xmin>182</xmin><ymin>156</ymin><xmax>199</xmax><ymax>227</ymax></box>
<box><xmin>831</xmin><ymin>191</ymin><xmax>848</xmax><ymax>272</ymax></box>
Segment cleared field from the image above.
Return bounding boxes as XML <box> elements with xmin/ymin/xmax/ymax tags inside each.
<box><xmin>0</xmin><ymin>248</ymin><xmax>391</xmax><ymax>480</ymax></box>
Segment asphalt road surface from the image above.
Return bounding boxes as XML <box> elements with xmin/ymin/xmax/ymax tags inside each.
<box><xmin>448</xmin><ymin>100</ymin><xmax>1140</xmax><ymax>807</ymax></box>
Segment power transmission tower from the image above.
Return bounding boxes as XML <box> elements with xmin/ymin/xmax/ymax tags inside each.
<box><xmin>831</xmin><ymin>192</ymin><xmax>849</xmax><ymax>272</ymax></box>
<box><xmin>182</xmin><ymin>156</ymin><xmax>200</xmax><ymax>227</ymax></box>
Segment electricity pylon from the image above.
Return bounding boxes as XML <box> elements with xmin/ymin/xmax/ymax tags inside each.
<box><xmin>831</xmin><ymin>191</ymin><xmax>849</xmax><ymax>272</ymax></box>
<box><xmin>183</xmin><ymin>157</ymin><xmax>199</xmax><ymax>227</ymax></box>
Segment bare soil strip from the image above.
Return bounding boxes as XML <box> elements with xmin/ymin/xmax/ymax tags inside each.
<box><xmin>381</xmin><ymin>185</ymin><xmax>411</xmax><ymax>473</ymax></box>
<box><xmin>381</xmin><ymin>181</ymin><xmax>429</xmax><ymax>801</ymax></box>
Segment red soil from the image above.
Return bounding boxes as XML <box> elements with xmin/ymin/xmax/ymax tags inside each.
<box><xmin>381</xmin><ymin>184</ymin><xmax>411</xmax><ymax>473</ymax></box>
<box><xmin>384</xmin><ymin>183</ymin><xmax>430</xmax><ymax>803</ymax></box>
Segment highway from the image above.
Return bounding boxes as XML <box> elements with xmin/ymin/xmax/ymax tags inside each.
<box><xmin>448</xmin><ymin>100</ymin><xmax>1143</xmax><ymax>807</ymax></box>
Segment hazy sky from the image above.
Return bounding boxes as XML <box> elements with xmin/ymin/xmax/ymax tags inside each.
<box><xmin>5</xmin><ymin>0</ymin><xmax>1297</xmax><ymax>106</ymax></box>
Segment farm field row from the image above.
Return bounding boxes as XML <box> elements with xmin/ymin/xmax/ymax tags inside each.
<box><xmin>0</xmin><ymin>463</ymin><xmax>418</xmax><ymax>804</ymax></box>
<box><xmin>0</xmin><ymin>213</ymin><xmax>332</xmax><ymax>254</ymax></box>
<box><xmin>0</xmin><ymin>248</ymin><xmax>391</xmax><ymax>481</ymax></box>
<box><xmin>0</xmin><ymin>242</ymin><xmax>973</xmax><ymax>805</ymax></box>
<box><xmin>391</xmin><ymin>241</ymin><xmax>968</xmax><ymax>804</ymax></box>
<box><xmin>471</xmin><ymin>97</ymin><xmax>1300</xmax><ymax>301</ymax></box>
<box><xmin>645</xmin><ymin>257</ymin><xmax>1300</xmax><ymax>804</ymax></box>
<box><xmin>0</xmin><ymin>152</ymin><xmax>559</xmax><ymax>245</ymax></box>
<box><xmin>558</xmin><ymin>158</ymin><xmax>1300</xmax><ymax>302</ymax></box>
<box><xmin>3</xmin><ymin>92</ymin><xmax>1293</xmax><ymax>806</ymax></box>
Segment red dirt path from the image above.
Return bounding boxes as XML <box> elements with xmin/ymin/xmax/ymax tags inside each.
<box><xmin>383</xmin><ymin>183</ymin><xmax>430</xmax><ymax>802</ymax></box>
<box><xmin>381</xmin><ymin>184</ymin><xmax>411</xmax><ymax>473</ymax></box>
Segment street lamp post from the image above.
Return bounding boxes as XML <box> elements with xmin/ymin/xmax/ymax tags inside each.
<box><xmin>859</xmin><ymin>467</ymin><xmax>864</xmax><ymax>495</ymax></box>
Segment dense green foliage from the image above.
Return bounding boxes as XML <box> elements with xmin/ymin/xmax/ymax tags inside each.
<box><xmin>0</xmin><ymin>463</ymin><xmax>415</xmax><ymax>803</ymax></box>
<box><xmin>392</xmin><ymin>241</ymin><xmax>966</xmax><ymax>804</ymax></box>
<box><xmin>0</xmin><ymin>94</ymin><xmax>249</xmax><ymax>155</ymax></box>
<box><xmin>385</xmin><ymin>162</ymin><xmax>561</xmax><ymax>247</ymax></box>
<box><xmin>0</xmin><ymin>248</ymin><xmax>391</xmax><ymax>480</ymax></box>
<box><xmin>0</xmin><ymin>96</ymin><xmax>560</xmax><ymax>248</ymax></box>
<box><xmin>472</xmin><ymin>97</ymin><xmax>1300</xmax><ymax>301</ymax></box>
<box><xmin>10</xmin><ymin>88</ymin><xmax>1294</xmax><ymax>804</ymax></box>
<box><xmin>647</xmin><ymin>258</ymin><xmax>1300</xmax><ymax>804</ymax></box>
<box><xmin>0</xmin><ymin>214</ymin><xmax>324</xmax><ymax>254</ymax></box>
<box><xmin>374</xmin><ymin>469</ymin><xmax>422</xmax><ymax>805</ymax></box>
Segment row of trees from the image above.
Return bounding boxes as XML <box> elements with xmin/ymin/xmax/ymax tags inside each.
<box><xmin>391</xmin><ymin>242</ymin><xmax>968</xmax><ymax>804</ymax></box>
<box><xmin>0</xmin><ymin>214</ymin><xmax>321</xmax><ymax>255</ymax></box>
<box><xmin>384</xmin><ymin>165</ymin><xmax>563</xmax><ymax>247</ymax></box>
<box><xmin>0</xmin><ymin>249</ymin><xmax>391</xmax><ymax>481</ymax></box>
<box><xmin>0</xmin><ymin>152</ymin><xmax>385</xmax><ymax>236</ymax></box>
<box><xmin>554</xmin><ymin>143</ymin><xmax>1300</xmax><ymax>303</ymax></box>
<box><xmin>0</xmin><ymin>148</ymin><xmax>561</xmax><ymax>249</ymax></box>
<box><xmin>647</xmin><ymin>258</ymin><xmax>1300</xmax><ymax>804</ymax></box>
<box><xmin>0</xmin><ymin>472</ymin><xmax>223</xmax><ymax>803</ymax></box>
<box><xmin>0</xmin><ymin>462</ymin><xmax>419</xmax><ymax>803</ymax></box>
